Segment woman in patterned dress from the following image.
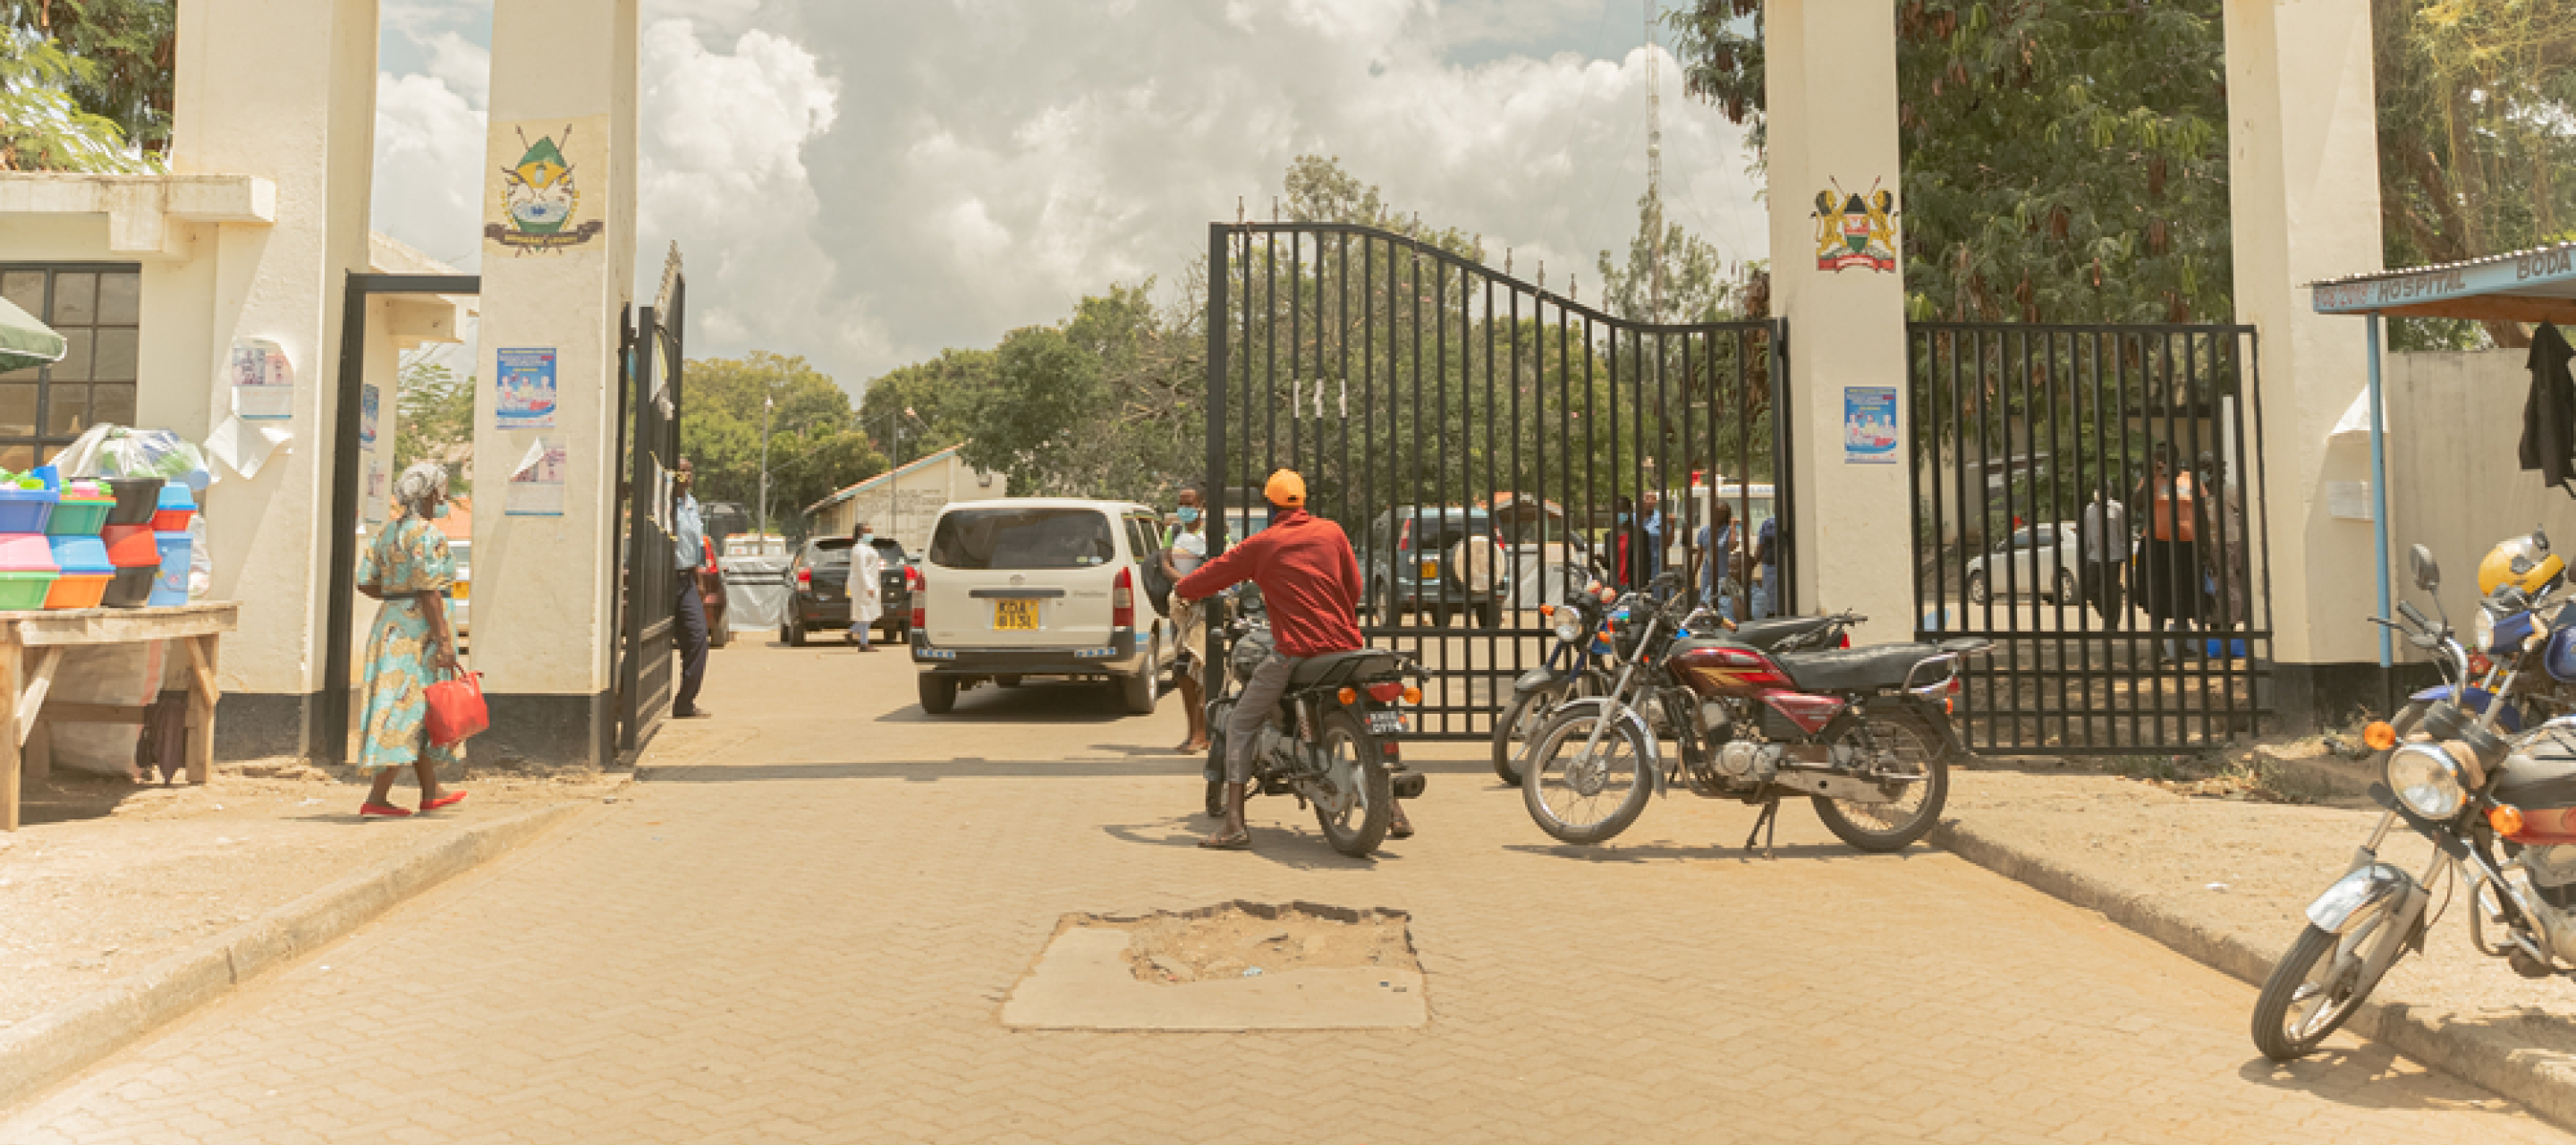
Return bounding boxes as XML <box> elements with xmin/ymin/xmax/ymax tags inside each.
<box><xmin>354</xmin><ymin>462</ymin><xmax>468</xmax><ymax>818</ymax></box>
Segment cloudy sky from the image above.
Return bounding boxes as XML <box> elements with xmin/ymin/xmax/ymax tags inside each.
<box><xmin>372</xmin><ymin>0</ymin><xmax>1767</xmax><ymax>396</ymax></box>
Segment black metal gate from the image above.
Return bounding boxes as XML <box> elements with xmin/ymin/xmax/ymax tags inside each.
<box><xmin>615</xmin><ymin>269</ymin><xmax>684</xmax><ymax>754</ymax></box>
<box><xmin>1906</xmin><ymin>323</ymin><xmax>2272</xmax><ymax>754</ymax></box>
<box><xmin>1207</xmin><ymin>222</ymin><xmax>1791</xmax><ymax>739</ymax></box>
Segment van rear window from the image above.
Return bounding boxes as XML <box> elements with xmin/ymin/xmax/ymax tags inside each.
<box><xmin>930</xmin><ymin>508</ymin><xmax>1117</xmax><ymax>570</ymax></box>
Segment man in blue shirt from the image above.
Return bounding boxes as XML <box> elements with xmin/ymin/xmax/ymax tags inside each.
<box><xmin>673</xmin><ymin>458</ymin><xmax>712</xmax><ymax>719</ymax></box>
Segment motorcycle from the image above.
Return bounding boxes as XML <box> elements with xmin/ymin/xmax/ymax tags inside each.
<box><xmin>2382</xmin><ymin>528</ymin><xmax>2574</xmax><ymax>740</ymax></box>
<box><xmin>1203</xmin><ymin>589</ymin><xmax>1428</xmax><ymax>857</ymax></box>
<box><xmin>1490</xmin><ymin>578</ymin><xmax>1861</xmax><ymax>785</ymax></box>
<box><xmin>2251</xmin><ymin>543</ymin><xmax>2576</xmax><ymax>1060</ymax></box>
<box><xmin>1521</xmin><ymin>572</ymin><xmax>1985</xmax><ymax>853</ymax></box>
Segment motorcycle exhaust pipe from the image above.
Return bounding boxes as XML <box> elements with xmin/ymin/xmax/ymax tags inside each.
<box><xmin>1392</xmin><ymin>773</ymin><xmax>1428</xmax><ymax>800</ymax></box>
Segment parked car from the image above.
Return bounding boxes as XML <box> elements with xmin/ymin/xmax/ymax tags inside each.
<box><xmin>782</xmin><ymin>535</ymin><xmax>915</xmax><ymax>646</ymax></box>
<box><xmin>1360</xmin><ymin>505</ymin><xmax>1513</xmax><ymax>626</ymax></box>
<box><xmin>911</xmin><ymin>498</ymin><xmax>1179</xmax><ymax>715</ymax></box>
<box><xmin>1964</xmin><ymin>521</ymin><xmax>2085</xmax><ymax>604</ymax></box>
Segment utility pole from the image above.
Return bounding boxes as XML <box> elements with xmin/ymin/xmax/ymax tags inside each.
<box><xmin>756</xmin><ymin>390</ymin><xmax>774</xmax><ymax>539</ymax></box>
<box><xmin>1645</xmin><ymin>0</ymin><xmax>1664</xmax><ymax>325</ymax></box>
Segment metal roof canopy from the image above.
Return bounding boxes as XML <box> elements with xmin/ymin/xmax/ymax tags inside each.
<box><xmin>2308</xmin><ymin>242</ymin><xmax>2576</xmax><ymax>683</ymax></box>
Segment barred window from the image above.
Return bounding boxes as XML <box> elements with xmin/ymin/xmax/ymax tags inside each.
<box><xmin>0</xmin><ymin>265</ymin><xmax>142</xmax><ymax>472</ymax></box>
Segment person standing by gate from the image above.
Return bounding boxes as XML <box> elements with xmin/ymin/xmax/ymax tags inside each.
<box><xmin>2080</xmin><ymin>484</ymin><xmax>2127</xmax><ymax>626</ymax></box>
<box><xmin>845</xmin><ymin>521</ymin><xmax>885</xmax><ymax>650</ymax></box>
<box><xmin>1693</xmin><ymin>501</ymin><xmax>1741</xmax><ymax>620</ymax></box>
<box><xmin>353</xmin><ymin>462</ymin><xmax>469</xmax><ymax>818</ymax></box>
<box><xmin>1164</xmin><ymin>486</ymin><xmax>1216</xmax><ymax>758</ymax></box>
<box><xmin>2128</xmin><ymin>445</ymin><xmax>2209</xmax><ymax>663</ymax></box>
<box><xmin>2197</xmin><ymin>450</ymin><xmax>2247</xmax><ymax>640</ymax></box>
<box><xmin>674</xmin><ymin>458</ymin><xmax>713</xmax><ymax>718</ymax></box>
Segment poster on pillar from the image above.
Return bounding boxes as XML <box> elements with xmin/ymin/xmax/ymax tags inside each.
<box><xmin>359</xmin><ymin>383</ymin><xmax>379</xmax><ymax>447</ymax></box>
<box><xmin>1844</xmin><ymin>387</ymin><xmax>1898</xmax><ymax>464</ymax></box>
<box><xmin>364</xmin><ymin>462</ymin><xmax>386</xmax><ymax>523</ymax></box>
<box><xmin>507</xmin><ymin>437</ymin><xmax>568</xmax><ymax>517</ymax></box>
<box><xmin>484</xmin><ymin>116</ymin><xmax>609</xmax><ymax>257</ymax></box>
<box><xmin>493</xmin><ymin>348</ymin><xmax>558</xmax><ymax>429</ymax></box>
<box><xmin>226</xmin><ymin>339</ymin><xmax>293</xmax><ymax>420</ymax></box>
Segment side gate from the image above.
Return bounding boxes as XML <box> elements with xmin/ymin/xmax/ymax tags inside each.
<box><xmin>615</xmin><ymin>268</ymin><xmax>684</xmax><ymax>755</ymax></box>
<box><xmin>1207</xmin><ymin>222</ymin><xmax>1792</xmax><ymax>739</ymax></box>
<box><xmin>1906</xmin><ymin>323</ymin><xmax>2273</xmax><ymax>754</ymax></box>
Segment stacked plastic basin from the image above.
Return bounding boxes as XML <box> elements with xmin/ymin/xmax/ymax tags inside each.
<box><xmin>38</xmin><ymin>474</ymin><xmax>115</xmax><ymax>609</ymax></box>
<box><xmin>0</xmin><ymin>474</ymin><xmax>54</xmax><ymax>610</ymax></box>
<box><xmin>98</xmin><ymin>478</ymin><xmax>165</xmax><ymax>607</ymax></box>
<box><xmin>150</xmin><ymin>484</ymin><xmax>193</xmax><ymax>606</ymax></box>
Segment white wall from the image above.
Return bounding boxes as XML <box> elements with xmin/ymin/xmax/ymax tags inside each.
<box><xmin>813</xmin><ymin>453</ymin><xmax>1004</xmax><ymax>556</ymax></box>
<box><xmin>2382</xmin><ymin>350</ymin><xmax>2576</xmax><ymax>618</ymax></box>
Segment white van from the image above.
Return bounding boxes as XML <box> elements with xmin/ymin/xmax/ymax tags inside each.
<box><xmin>911</xmin><ymin>497</ymin><xmax>1179</xmax><ymax>716</ymax></box>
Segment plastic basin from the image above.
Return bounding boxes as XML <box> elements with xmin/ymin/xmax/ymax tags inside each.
<box><xmin>0</xmin><ymin>488</ymin><xmax>56</xmax><ymax>534</ymax></box>
<box><xmin>47</xmin><ymin>497</ymin><xmax>113</xmax><ymax>537</ymax></box>
<box><xmin>151</xmin><ymin>531</ymin><xmax>191</xmax><ymax>606</ymax></box>
<box><xmin>101</xmin><ymin>524</ymin><xmax>159</xmax><ymax>568</ymax></box>
<box><xmin>105</xmin><ymin>478</ymin><xmax>164</xmax><ymax>527</ymax></box>
<box><xmin>45</xmin><ymin>573</ymin><xmax>107</xmax><ymax>610</ymax></box>
<box><xmin>103</xmin><ymin>564</ymin><xmax>155</xmax><ymax>607</ymax></box>
<box><xmin>0</xmin><ymin>569</ymin><xmax>55</xmax><ymax>611</ymax></box>
<box><xmin>0</xmin><ymin>534</ymin><xmax>55</xmax><ymax>571</ymax></box>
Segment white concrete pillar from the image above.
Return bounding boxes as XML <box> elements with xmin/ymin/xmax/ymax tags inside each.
<box><xmin>157</xmin><ymin>0</ymin><xmax>378</xmax><ymax>759</ymax></box>
<box><xmin>470</xmin><ymin>0</ymin><xmax>640</xmax><ymax>766</ymax></box>
<box><xmin>1764</xmin><ymin>0</ymin><xmax>1914</xmax><ymax>631</ymax></box>
<box><xmin>2224</xmin><ymin>0</ymin><xmax>2385</xmax><ymax>719</ymax></box>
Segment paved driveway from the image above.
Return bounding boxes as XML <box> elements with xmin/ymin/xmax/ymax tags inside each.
<box><xmin>6</xmin><ymin>642</ymin><xmax>2567</xmax><ymax>1143</ymax></box>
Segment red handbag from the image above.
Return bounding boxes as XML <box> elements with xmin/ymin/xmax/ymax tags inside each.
<box><xmin>425</xmin><ymin>669</ymin><xmax>489</xmax><ymax>747</ymax></box>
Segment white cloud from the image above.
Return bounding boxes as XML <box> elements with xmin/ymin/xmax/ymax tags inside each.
<box><xmin>370</xmin><ymin>71</ymin><xmax>487</xmax><ymax>269</ymax></box>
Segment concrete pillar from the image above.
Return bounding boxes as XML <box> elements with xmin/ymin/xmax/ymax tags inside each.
<box><xmin>157</xmin><ymin>0</ymin><xmax>378</xmax><ymax>759</ymax></box>
<box><xmin>1763</xmin><ymin>0</ymin><xmax>1914</xmax><ymax>631</ymax></box>
<box><xmin>470</xmin><ymin>0</ymin><xmax>640</xmax><ymax>767</ymax></box>
<box><xmin>2224</xmin><ymin>0</ymin><xmax>2386</xmax><ymax>720</ymax></box>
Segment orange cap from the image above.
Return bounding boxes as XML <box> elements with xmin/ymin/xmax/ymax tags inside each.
<box><xmin>1265</xmin><ymin>469</ymin><xmax>1306</xmax><ymax>507</ymax></box>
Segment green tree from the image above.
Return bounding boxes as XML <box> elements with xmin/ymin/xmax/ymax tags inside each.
<box><xmin>1</xmin><ymin>1</ymin><xmax>173</xmax><ymax>169</ymax></box>
<box><xmin>954</xmin><ymin>283</ymin><xmax>1201</xmax><ymax>502</ymax></box>
<box><xmin>393</xmin><ymin>352</ymin><xmax>473</xmax><ymax>492</ymax></box>
<box><xmin>1673</xmin><ymin>1</ymin><xmax>2233</xmax><ymax>326</ymax></box>
<box><xmin>1596</xmin><ymin>189</ymin><xmax>1741</xmax><ymax>325</ymax></box>
<box><xmin>680</xmin><ymin>351</ymin><xmax>887</xmax><ymax>529</ymax></box>
<box><xmin>858</xmin><ymin>346</ymin><xmax>992</xmax><ymax>462</ymax></box>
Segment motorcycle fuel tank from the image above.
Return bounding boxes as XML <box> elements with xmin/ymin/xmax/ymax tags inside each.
<box><xmin>1670</xmin><ymin>642</ymin><xmax>1792</xmax><ymax>697</ymax></box>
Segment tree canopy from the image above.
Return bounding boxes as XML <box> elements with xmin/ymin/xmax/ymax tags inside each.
<box><xmin>0</xmin><ymin>0</ymin><xmax>171</xmax><ymax>171</ymax></box>
<box><xmin>680</xmin><ymin>351</ymin><xmax>886</xmax><ymax>532</ymax></box>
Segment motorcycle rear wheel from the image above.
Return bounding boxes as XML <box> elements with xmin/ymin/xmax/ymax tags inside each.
<box><xmin>1810</xmin><ymin>714</ymin><xmax>1948</xmax><ymax>853</ymax></box>
<box><xmin>1522</xmin><ymin>708</ymin><xmax>1654</xmax><ymax>845</ymax></box>
<box><xmin>2251</xmin><ymin>911</ymin><xmax>2406</xmax><ymax>1061</ymax></box>
<box><xmin>1312</xmin><ymin>710</ymin><xmax>1394</xmax><ymax>857</ymax></box>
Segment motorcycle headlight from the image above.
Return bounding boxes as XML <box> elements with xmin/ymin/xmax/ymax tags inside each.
<box><xmin>2476</xmin><ymin>607</ymin><xmax>2498</xmax><ymax>655</ymax></box>
<box><xmin>1554</xmin><ymin>615</ymin><xmax>1586</xmax><ymax>643</ymax></box>
<box><xmin>2386</xmin><ymin>742</ymin><xmax>2468</xmax><ymax>819</ymax></box>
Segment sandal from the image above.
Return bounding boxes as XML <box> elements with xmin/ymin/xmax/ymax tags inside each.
<box><xmin>360</xmin><ymin>802</ymin><xmax>413</xmax><ymax>818</ymax></box>
<box><xmin>1199</xmin><ymin>829</ymin><xmax>1251</xmax><ymax>851</ymax></box>
<box><xmin>1388</xmin><ymin>814</ymin><xmax>1414</xmax><ymax>840</ymax></box>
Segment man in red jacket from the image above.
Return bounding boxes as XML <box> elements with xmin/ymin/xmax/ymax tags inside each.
<box><xmin>1176</xmin><ymin>469</ymin><xmax>1411</xmax><ymax>851</ymax></box>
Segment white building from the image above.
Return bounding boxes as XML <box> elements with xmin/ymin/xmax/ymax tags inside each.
<box><xmin>806</xmin><ymin>445</ymin><xmax>1004</xmax><ymax>556</ymax></box>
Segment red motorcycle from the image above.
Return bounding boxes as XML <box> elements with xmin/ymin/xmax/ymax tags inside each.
<box><xmin>1521</xmin><ymin>573</ymin><xmax>1987</xmax><ymax>852</ymax></box>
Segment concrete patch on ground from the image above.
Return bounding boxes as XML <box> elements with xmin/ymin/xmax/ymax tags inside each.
<box><xmin>1001</xmin><ymin>901</ymin><xmax>1424</xmax><ymax>1030</ymax></box>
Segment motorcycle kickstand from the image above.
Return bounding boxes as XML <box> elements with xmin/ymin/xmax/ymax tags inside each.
<box><xmin>1741</xmin><ymin>796</ymin><xmax>1782</xmax><ymax>860</ymax></box>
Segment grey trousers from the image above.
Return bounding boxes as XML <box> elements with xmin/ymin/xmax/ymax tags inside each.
<box><xmin>1224</xmin><ymin>652</ymin><xmax>1301</xmax><ymax>785</ymax></box>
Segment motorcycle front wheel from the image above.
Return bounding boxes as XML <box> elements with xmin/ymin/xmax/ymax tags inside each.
<box><xmin>1522</xmin><ymin>707</ymin><xmax>1654</xmax><ymax>845</ymax></box>
<box><xmin>2251</xmin><ymin>909</ymin><xmax>2409</xmax><ymax>1061</ymax></box>
<box><xmin>1811</xmin><ymin>713</ymin><xmax>1949</xmax><ymax>852</ymax></box>
<box><xmin>1312</xmin><ymin>709</ymin><xmax>1394</xmax><ymax>857</ymax></box>
<box><xmin>1490</xmin><ymin>672</ymin><xmax>1606</xmax><ymax>786</ymax></box>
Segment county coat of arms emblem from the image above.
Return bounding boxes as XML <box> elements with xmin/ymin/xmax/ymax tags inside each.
<box><xmin>1812</xmin><ymin>178</ymin><xmax>1898</xmax><ymax>273</ymax></box>
<box><xmin>487</xmin><ymin>125</ymin><xmax>606</xmax><ymax>254</ymax></box>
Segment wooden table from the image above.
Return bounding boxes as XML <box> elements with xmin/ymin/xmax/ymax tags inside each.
<box><xmin>0</xmin><ymin>603</ymin><xmax>239</xmax><ymax>831</ymax></box>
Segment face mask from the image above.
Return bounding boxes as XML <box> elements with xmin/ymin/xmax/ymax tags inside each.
<box><xmin>1177</xmin><ymin>506</ymin><xmax>1200</xmax><ymax>524</ymax></box>
<box><xmin>1617</xmin><ymin>513</ymin><xmax>1631</xmax><ymax>525</ymax></box>
<box><xmin>428</xmin><ymin>503</ymin><xmax>451</xmax><ymax>520</ymax></box>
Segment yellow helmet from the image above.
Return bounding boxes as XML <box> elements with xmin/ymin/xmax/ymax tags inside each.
<box><xmin>2478</xmin><ymin>532</ymin><xmax>2564</xmax><ymax>598</ymax></box>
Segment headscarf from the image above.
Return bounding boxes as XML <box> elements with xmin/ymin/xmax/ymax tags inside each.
<box><xmin>394</xmin><ymin>462</ymin><xmax>449</xmax><ymax>520</ymax></box>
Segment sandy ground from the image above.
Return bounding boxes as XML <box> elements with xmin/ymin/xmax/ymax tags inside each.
<box><xmin>0</xmin><ymin>763</ymin><xmax>616</xmax><ymax>1031</ymax></box>
<box><xmin>1070</xmin><ymin>902</ymin><xmax>1418</xmax><ymax>983</ymax></box>
<box><xmin>1948</xmin><ymin>759</ymin><xmax>2576</xmax><ymax>1061</ymax></box>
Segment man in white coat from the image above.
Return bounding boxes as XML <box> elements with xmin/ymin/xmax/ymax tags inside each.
<box><xmin>845</xmin><ymin>522</ymin><xmax>886</xmax><ymax>651</ymax></box>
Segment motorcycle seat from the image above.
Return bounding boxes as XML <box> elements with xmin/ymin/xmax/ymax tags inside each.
<box><xmin>1288</xmin><ymin>649</ymin><xmax>1405</xmax><ymax>687</ymax></box>
<box><xmin>1773</xmin><ymin>644</ymin><xmax>1939</xmax><ymax>693</ymax></box>
<box><xmin>2496</xmin><ymin>748</ymin><xmax>2576</xmax><ymax>811</ymax></box>
<box><xmin>1728</xmin><ymin>615</ymin><xmax>1837</xmax><ymax>648</ymax></box>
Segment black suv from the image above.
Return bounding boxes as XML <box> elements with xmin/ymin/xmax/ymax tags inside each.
<box><xmin>1360</xmin><ymin>506</ymin><xmax>1513</xmax><ymax>627</ymax></box>
<box><xmin>784</xmin><ymin>536</ymin><xmax>913</xmax><ymax>645</ymax></box>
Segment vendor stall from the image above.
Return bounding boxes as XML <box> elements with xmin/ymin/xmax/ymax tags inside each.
<box><xmin>2</xmin><ymin>603</ymin><xmax>240</xmax><ymax>830</ymax></box>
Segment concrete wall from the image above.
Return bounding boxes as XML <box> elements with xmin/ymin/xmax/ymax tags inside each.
<box><xmin>2381</xmin><ymin>350</ymin><xmax>2576</xmax><ymax>621</ymax></box>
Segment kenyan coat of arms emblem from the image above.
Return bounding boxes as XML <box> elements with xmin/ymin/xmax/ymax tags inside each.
<box><xmin>1813</xmin><ymin>177</ymin><xmax>1898</xmax><ymax>274</ymax></box>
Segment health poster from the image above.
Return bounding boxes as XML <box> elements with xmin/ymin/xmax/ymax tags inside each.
<box><xmin>1843</xmin><ymin>386</ymin><xmax>1898</xmax><ymax>464</ymax></box>
<box><xmin>359</xmin><ymin>383</ymin><xmax>379</xmax><ymax>447</ymax></box>
<box><xmin>364</xmin><ymin>462</ymin><xmax>387</xmax><ymax>523</ymax></box>
<box><xmin>506</xmin><ymin>437</ymin><xmax>568</xmax><ymax>517</ymax></box>
<box><xmin>495</xmin><ymin>347</ymin><xmax>558</xmax><ymax>429</ymax></box>
<box><xmin>228</xmin><ymin>339</ymin><xmax>294</xmax><ymax>421</ymax></box>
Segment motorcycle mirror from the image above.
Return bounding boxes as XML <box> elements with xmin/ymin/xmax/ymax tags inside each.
<box><xmin>2411</xmin><ymin>544</ymin><xmax>2440</xmax><ymax>592</ymax></box>
<box><xmin>2538</xmin><ymin>526</ymin><xmax>2554</xmax><ymax>556</ymax></box>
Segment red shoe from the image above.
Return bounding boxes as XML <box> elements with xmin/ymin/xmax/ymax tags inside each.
<box><xmin>360</xmin><ymin>802</ymin><xmax>413</xmax><ymax>818</ymax></box>
<box><xmin>419</xmin><ymin>791</ymin><xmax>469</xmax><ymax>812</ymax></box>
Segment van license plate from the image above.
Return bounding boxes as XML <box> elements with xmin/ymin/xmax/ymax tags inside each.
<box><xmin>993</xmin><ymin>599</ymin><xmax>1038</xmax><ymax>631</ymax></box>
<box><xmin>1368</xmin><ymin>711</ymin><xmax>1405</xmax><ymax>736</ymax></box>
